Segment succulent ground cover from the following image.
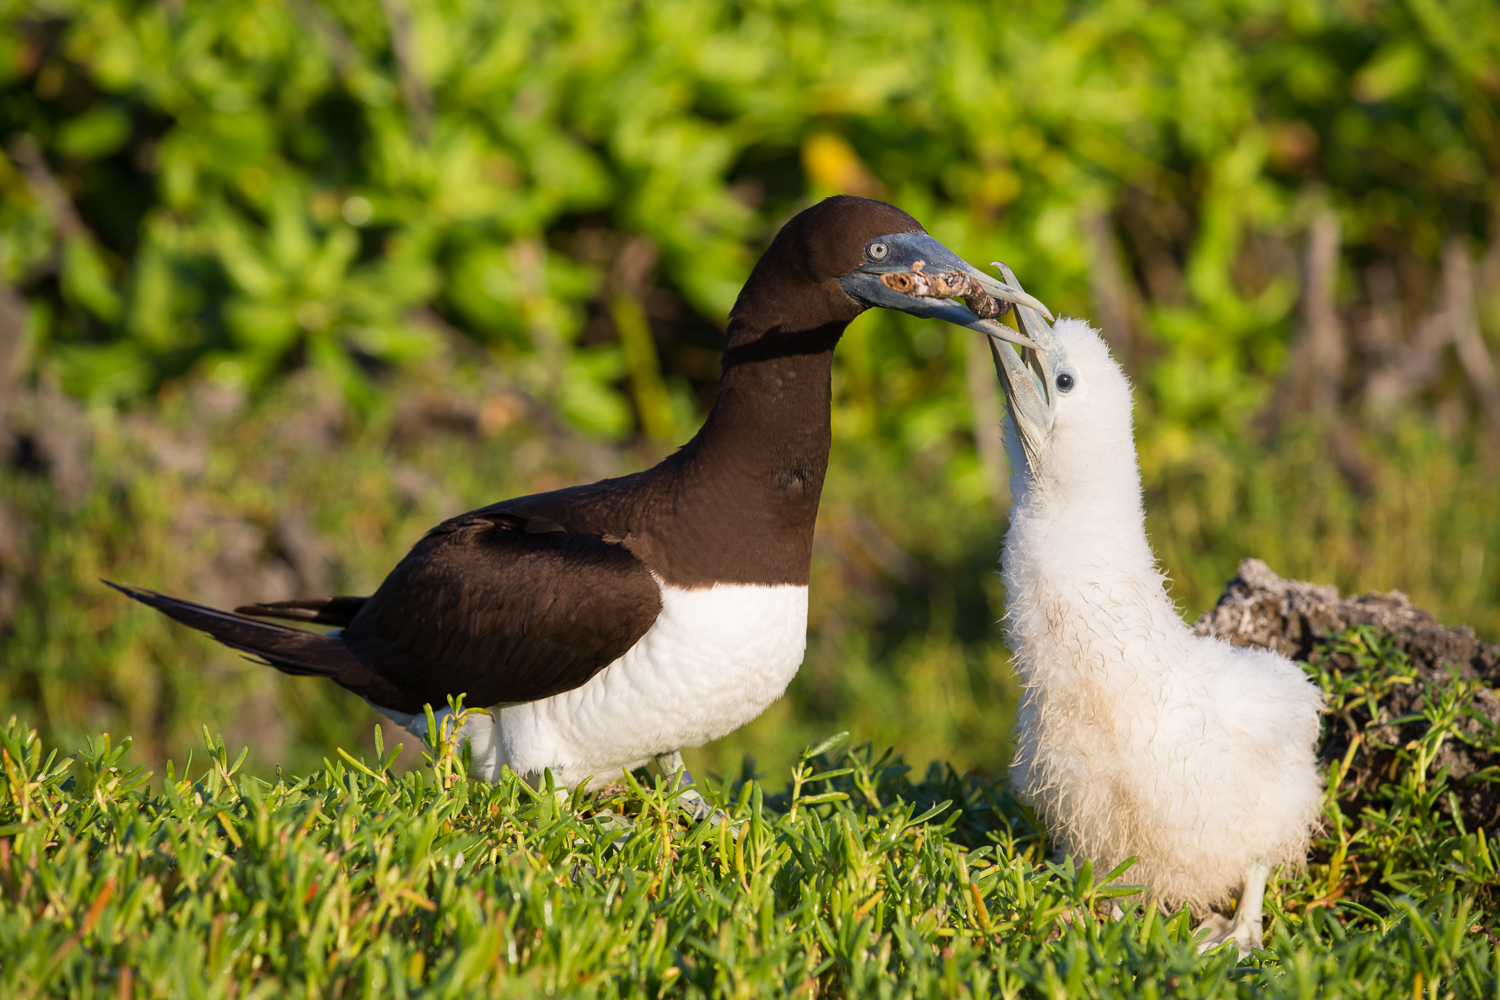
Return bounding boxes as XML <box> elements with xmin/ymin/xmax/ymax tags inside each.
<box><xmin>5</xmin><ymin>613</ymin><xmax>1500</xmax><ymax>998</ymax></box>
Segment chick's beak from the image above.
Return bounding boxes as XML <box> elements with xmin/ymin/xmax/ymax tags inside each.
<box><xmin>970</xmin><ymin>263</ymin><xmax>1073</xmax><ymax>473</ymax></box>
<box><xmin>837</xmin><ymin>232</ymin><xmax>1050</xmax><ymax>349</ymax></box>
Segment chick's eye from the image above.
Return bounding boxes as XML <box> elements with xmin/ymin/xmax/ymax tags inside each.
<box><xmin>1056</xmin><ymin>373</ymin><xmax>1075</xmax><ymax>393</ymax></box>
<box><xmin>868</xmin><ymin>242</ymin><xmax>888</xmax><ymax>260</ymax></box>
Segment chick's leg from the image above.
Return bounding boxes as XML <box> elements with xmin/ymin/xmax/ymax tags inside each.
<box><xmin>1196</xmin><ymin>861</ymin><xmax>1271</xmax><ymax>957</ymax></box>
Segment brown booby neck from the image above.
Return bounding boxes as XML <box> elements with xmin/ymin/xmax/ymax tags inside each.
<box><xmin>489</xmin><ymin>198</ymin><xmax>921</xmax><ymax>589</ymax></box>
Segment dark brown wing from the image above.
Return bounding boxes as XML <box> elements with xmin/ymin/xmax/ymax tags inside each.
<box><xmin>339</xmin><ymin>510</ymin><xmax>662</xmax><ymax>713</ymax></box>
<box><xmin>476</xmin><ymin>476</ymin><xmax>648</xmax><ymax>544</ymax></box>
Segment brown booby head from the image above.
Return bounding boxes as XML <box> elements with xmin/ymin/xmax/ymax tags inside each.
<box><xmin>724</xmin><ymin>195</ymin><xmax>1043</xmax><ymax>360</ymax></box>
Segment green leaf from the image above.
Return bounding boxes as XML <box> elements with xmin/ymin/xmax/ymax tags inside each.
<box><xmin>55</xmin><ymin>103</ymin><xmax>132</xmax><ymax>160</ymax></box>
<box><xmin>60</xmin><ymin>238</ymin><xmax>122</xmax><ymax>323</ymax></box>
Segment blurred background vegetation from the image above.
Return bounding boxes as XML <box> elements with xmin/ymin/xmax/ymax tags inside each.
<box><xmin>1</xmin><ymin>0</ymin><xmax>1497</xmax><ymax>784</ymax></box>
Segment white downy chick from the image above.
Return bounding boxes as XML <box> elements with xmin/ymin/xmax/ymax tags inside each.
<box><xmin>974</xmin><ymin>275</ymin><xmax>1325</xmax><ymax>955</ymax></box>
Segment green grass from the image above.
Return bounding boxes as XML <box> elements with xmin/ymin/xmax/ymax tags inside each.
<box><xmin>4</xmin><ymin>628</ymin><xmax>1500</xmax><ymax>998</ymax></box>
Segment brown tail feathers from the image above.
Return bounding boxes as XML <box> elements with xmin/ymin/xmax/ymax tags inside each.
<box><xmin>236</xmin><ymin>596</ymin><xmax>367</xmax><ymax>627</ymax></box>
<box><xmin>104</xmin><ymin>582</ymin><xmax>415</xmax><ymax>712</ymax></box>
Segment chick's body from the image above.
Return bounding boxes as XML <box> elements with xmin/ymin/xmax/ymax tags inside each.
<box><xmin>1002</xmin><ymin>321</ymin><xmax>1325</xmax><ymax>913</ymax></box>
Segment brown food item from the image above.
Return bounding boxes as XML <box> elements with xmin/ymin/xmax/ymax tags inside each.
<box><xmin>880</xmin><ymin>261</ymin><xmax>1008</xmax><ymax>319</ymax></box>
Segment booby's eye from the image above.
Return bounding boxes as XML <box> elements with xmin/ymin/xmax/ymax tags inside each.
<box><xmin>1055</xmin><ymin>373</ymin><xmax>1075</xmax><ymax>393</ymax></box>
<box><xmin>868</xmin><ymin>242</ymin><xmax>889</xmax><ymax>260</ymax></box>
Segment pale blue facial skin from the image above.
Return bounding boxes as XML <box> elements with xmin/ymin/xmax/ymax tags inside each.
<box><xmin>836</xmin><ymin>231</ymin><xmax>1048</xmax><ymax>349</ymax></box>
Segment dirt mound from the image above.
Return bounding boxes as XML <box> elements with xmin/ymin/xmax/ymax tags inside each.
<box><xmin>1193</xmin><ymin>558</ymin><xmax>1499</xmax><ymax>680</ymax></box>
<box><xmin>1195</xmin><ymin>558</ymin><xmax>1500</xmax><ymax>832</ymax></box>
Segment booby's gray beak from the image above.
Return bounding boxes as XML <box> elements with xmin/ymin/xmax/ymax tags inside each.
<box><xmin>838</xmin><ymin>232</ymin><xmax>1051</xmax><ymax>349</ymax></box>
<box><xmin>971</xmin><ymin>263</ymin><xmax>1075</xmax><ymax>473</ymax></box>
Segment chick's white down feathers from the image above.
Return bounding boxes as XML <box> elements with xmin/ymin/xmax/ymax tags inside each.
<box><xmin>1002</xmin><ymin>320</ymin><xmax>1325</xmax><ymax>912</ymax></box>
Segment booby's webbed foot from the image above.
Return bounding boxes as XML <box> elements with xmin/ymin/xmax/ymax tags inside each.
<box><xmin>1195</xmin><ymin>861</ymin><xmax>1271</xmax><ymax>957</ymax></box>
<box><xmin>592</xmin><ymin>809</ymin><xmax>637</xmax><ymax>848</ymax></box>
<box><xmin>653</xmin><ymin>750</ymin><xmax>725</xmax><ymax>824</ymax></box>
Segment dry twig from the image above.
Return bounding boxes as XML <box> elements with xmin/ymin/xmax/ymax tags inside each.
<box><xmin>1080</xmin><ymin>209</ymin><xmax>1140</xmax><ymax>372</ymax></box>
<box><xmin>1443</xmin><ymin>236</ymin><xmax>1500</xmax><ymax>439</ymax></box>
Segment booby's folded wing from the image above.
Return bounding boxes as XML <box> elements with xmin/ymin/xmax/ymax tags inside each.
<box><xmin>237</xmin><ymin>480</ymin><xmax>647</xmax><ymax>633</ymax></box>
<box><xmin>339</xmin><ymin>508</ymin><xmax>663</xmax><ymax>714</ymax></box>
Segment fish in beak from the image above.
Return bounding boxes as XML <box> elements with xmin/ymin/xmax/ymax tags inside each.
<box><xmin>837</xmin><ymin>232</ymin><xmax>1052</xmax><ymax>349</ymax></box>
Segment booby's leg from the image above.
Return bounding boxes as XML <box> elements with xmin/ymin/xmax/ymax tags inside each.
<box><xmin>653</xmin><ymin>750</ymin><xmax>717</xmax><ymax>822</ymax></box>
<box><xmin>385</xmin><ymin>702</ymin><xmax>508</xmax><ymax>783</ymax></box>
<box><xmin>1195</xmin><ymin>861</ymin><xmax>1271</xmax><ymax>957</ymax></box>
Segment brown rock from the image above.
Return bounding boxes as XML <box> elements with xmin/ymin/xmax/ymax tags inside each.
<box><xmin>1193</xmin><ymin>558</ymin><xmax>1498</xmax><ymax>679</ymax></box>
<box><xmin>1195</xmin><ymin>558</ymin><xmax>1500</xmax><ymax>833</ymax></box>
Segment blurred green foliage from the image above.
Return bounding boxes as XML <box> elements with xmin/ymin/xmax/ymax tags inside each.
<box><xmin>3</xmin><ymin>0</ymin><xmax>1498</xmax><ymax>435</ymax></box>
<box><xmin>1</xmin><ymin>0</ymin><xmax>1499</xmax><ymax>782</ymax></box>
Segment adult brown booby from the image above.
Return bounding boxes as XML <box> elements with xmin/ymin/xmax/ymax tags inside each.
<box><xmin>111</xmin><ymin>196</ymin><xmax>1047</xmax><ymax>796</ymax></box>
